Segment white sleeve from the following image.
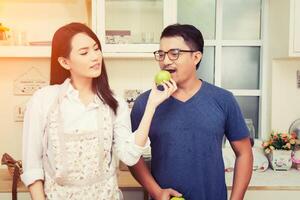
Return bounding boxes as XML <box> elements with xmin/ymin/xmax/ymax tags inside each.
<box><xmin>21</xmin><ymin>90</ymin><xmax>45</xmax><ymax>187</ymax></box>
<box><xmin>112</xmin><ymin>97</ymin><xmax>150</xmax><ymax>166</ymax></box>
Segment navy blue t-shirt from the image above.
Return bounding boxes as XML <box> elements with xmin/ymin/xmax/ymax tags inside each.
<box><xmin>130</xmin><ymin>81</ymin><xmax>249</xmax><ymax>200</ymax></box>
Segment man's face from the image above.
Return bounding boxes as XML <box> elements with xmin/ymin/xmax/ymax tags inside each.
<box><xmin>158</xmin><ymin>36</ymin><xmax>202</xmax><ymax>85</ymax></box>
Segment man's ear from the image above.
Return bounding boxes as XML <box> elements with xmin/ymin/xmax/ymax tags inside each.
<box><xmin>194</xmin><ymin>52</ymin><xmax>202</xmax><ymax>66</ymax></box>
<box><xmin>58</xmin><ymin>57</ymin><xmax>70</xmax><ymax>70</ymax></box>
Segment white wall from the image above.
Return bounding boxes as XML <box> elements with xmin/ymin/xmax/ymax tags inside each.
<box><xmin>0</xmin><ymin>58</ymin><xmax>50</xmax><ymax>162</ymax></box>
<box><xmin>105</xmin><ymin>58</ymin><xmax>158</xmax><ymax>96</ymax></box>
<box><xmin>271</xmin><ymin>58</ymin><xmax>300</xmax><ymax>132</ymax></box>
<box><xmin>268</xmin><ymin>0</ymin><xmax>300</xmax><ymax>133</ymax></box>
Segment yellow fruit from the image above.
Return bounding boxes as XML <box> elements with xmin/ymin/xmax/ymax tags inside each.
<box><xmin>170</xmin><ymin>197</ymin><xmax>185</xmax><ymax>200</ymax></box>
<box><xmin>154</xmin><ymin>70</ymin><xmax>171</xmax><ymax>85</ymax></box>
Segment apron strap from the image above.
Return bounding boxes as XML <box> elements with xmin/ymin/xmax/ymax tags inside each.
<box><xmin>42</xmin><ymin>79</ymin><xmax>70</xmax><ymax>179</ymax></box>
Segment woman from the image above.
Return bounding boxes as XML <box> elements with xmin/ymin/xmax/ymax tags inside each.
<box><xmin>21</xmin><ymin>22</ymin><xmax>177</xmax><ymax>200</ymax></box>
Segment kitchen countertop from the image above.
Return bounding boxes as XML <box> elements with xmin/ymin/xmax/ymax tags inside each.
<box><xmin>226</xmin><ymin>169</ymin><xmax>300</xmax><ymax>190</ymax></box>
<box><xmin>1</xmin><ymin>168</ymin><xmax>300</xmax><ymax>193</ymax></box>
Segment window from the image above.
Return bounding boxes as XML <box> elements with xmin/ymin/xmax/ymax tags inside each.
<box><xmin>177</xmin><ymin>0</ymin><xmax>266</xmax><ymax>138</ymax></box>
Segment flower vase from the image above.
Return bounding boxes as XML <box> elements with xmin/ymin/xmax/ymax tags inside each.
<box><xmin>268</xmin><ymin>150</ymin><xmax>292</xmax><ymax>171</ymax></box>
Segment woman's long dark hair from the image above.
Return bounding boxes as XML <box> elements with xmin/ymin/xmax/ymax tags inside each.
<box><xmin>50</xmin><ymin>22</ymin><xmax>118</xmax><ymax>114</ymax></box>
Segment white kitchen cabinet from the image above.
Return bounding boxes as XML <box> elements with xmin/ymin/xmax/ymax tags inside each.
<box><xmin>94</xmin><ymin>0</ymin><xmax>176</xmax><ymax>54</ymax></box>
<box><xmin>269</xmin><ymin>0</ymin><xmax>300</xmax><ymax>58</ymax></box>
<box><xmin>289</xmin><ymin>0</ymin><xmax>300</xmax><ymax>56</ymax></box>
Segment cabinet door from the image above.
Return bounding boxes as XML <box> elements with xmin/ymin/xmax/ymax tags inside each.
<box><xmin>293</xmin><ymin>0</ymin><xmax>300</xmax><ymax>53</ymax></box>
<box><xmin>290</xmin><ymin>0</ymin><xmax>300</xmax><ymax>56</ymax></box>
<box><xmin>96</xmin><ymin>0</ymin><xmax>174</xmax><ymax>54</ymax></box>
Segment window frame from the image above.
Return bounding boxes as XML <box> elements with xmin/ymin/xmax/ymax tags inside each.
<box><xmin>172</xmin><ymin>0</ymin><xmax>268</xmax><ymax>138</ymax></box>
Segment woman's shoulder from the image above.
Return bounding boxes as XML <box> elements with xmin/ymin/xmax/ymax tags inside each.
<box><xmin>27</xmin><ymin>84</ymin><xmax>62</xmax><ymax>111</ymax></box>
<box><xmin>32</xmin><ymin>84</ymin><xmax>61</xmax><ymax>100</ymax></box>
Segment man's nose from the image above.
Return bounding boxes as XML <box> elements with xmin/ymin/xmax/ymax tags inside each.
<box><xmin>162</xmin><ymin>54</ymin><xmax>173</xmax><ymax>65</ymax></box>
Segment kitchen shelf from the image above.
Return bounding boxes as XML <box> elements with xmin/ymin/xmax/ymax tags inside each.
<box><xmin>0</xmin><ymin>46</ymin><xmax>51</xmax><ymax>58</ymax></box>
<box><xmin>0</xmin><ymin>46</ymin><xmax>154</xmax><ymax>58</ymax></box>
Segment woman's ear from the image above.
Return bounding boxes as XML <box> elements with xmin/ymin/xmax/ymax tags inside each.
<box><xmin>58</xmin><ymin>57</ymin><xmax>70</xmax><ymax>70</ymax></box>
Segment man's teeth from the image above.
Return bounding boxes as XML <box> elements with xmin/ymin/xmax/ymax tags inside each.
<box><xmin>166</xmin><ymin>69</ymin><xmax>176</xmax><ymax>73</ymax></box>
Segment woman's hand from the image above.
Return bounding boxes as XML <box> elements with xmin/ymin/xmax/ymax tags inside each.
<box><xmin>147</xmin><ymin>79</ymin><xmax>177</xmax><ymax>108</ymax></box>
<box><xmin>133</xmin><ymin>78</ymin><xmax>177</xmax><ymax>147</ymax></box>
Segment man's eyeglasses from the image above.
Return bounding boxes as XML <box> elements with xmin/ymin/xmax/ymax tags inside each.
<box><xmin>153</xmin><ymin>48</ymin><xmax>198</xmax><ymax>61</ymax></box>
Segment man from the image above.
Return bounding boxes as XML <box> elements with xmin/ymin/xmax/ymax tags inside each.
<box><xmin>130</xmin><ymin>24</ymin><xmax>253</xmax><ymax>200</ymax></box>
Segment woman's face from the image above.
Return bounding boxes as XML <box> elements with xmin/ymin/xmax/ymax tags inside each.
<box><xmin>67</xmin><ymin>32</ymin><xmax>102</xmax><ymax>80</ymax></box>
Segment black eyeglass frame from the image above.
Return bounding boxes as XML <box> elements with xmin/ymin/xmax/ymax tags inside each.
<box><xmin>153</xmin><ymin>48</ymin><xmax>198</xmax><ymax>61</ymax></box>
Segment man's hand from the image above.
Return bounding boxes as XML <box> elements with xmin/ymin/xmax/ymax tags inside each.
<box><xmin>154</xmin><ymin>188</ymin><xmax>182</xmax><ymax>200</ymax></box>
<box><xmin>129</xmin><ymin>158</ymin><xmax>182</xmax><ymax>200</ymax></box>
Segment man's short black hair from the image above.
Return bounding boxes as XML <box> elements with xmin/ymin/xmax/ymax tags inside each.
<box><xmin>160</xmin><ymin>24</ymin><xmax>204</xmax><ymax>70</ymax></box>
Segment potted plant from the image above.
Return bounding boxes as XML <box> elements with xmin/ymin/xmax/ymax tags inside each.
<box><xmin>262</xmin><ymin>132</ymin><xmax>297</xmax><ymax>171</ymax></box>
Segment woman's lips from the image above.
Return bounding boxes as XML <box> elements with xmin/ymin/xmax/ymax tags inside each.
<box><xmin>90</xmin><ymin>63</ymin><xmax>100</xmax><ymax>69</ymax></box>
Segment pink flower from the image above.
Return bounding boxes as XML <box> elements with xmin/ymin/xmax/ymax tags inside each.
<box><xmin>291</xmin><ymin>132</ymin><xmax>297</xmax><ymax>139</ymax></box>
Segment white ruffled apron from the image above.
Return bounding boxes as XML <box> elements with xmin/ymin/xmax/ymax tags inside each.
<box><xmin>42</xmin><ymin>82</ymin><xmax>122</xmax><ymax>200</ymax></box>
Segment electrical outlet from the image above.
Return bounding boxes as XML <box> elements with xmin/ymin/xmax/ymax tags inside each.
<box><xmin>14</xmin><ymin>103</ymin><xmax>26</xmax><ymax>122</ymax></box>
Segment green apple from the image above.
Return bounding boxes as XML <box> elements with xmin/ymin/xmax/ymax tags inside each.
<box><xmin>154</xmin><ymin>70</ymin><xmax>171</xmax><ymax>85</ymax></box>
<box><xmin>170</xmin><ymin>197</ymin><xmax>185</xmax><ymax>200</ymax></box>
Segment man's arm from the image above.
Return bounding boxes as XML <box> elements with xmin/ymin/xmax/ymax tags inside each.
<box><xmin>229</xmin><ymin>137</ymin><xmax>253</xmax><ymax>200</ymax></box>
<box><xmin>129</xmin><ymin>158</ymin><xmax>181</xmax><ymax>200</ymax></box>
